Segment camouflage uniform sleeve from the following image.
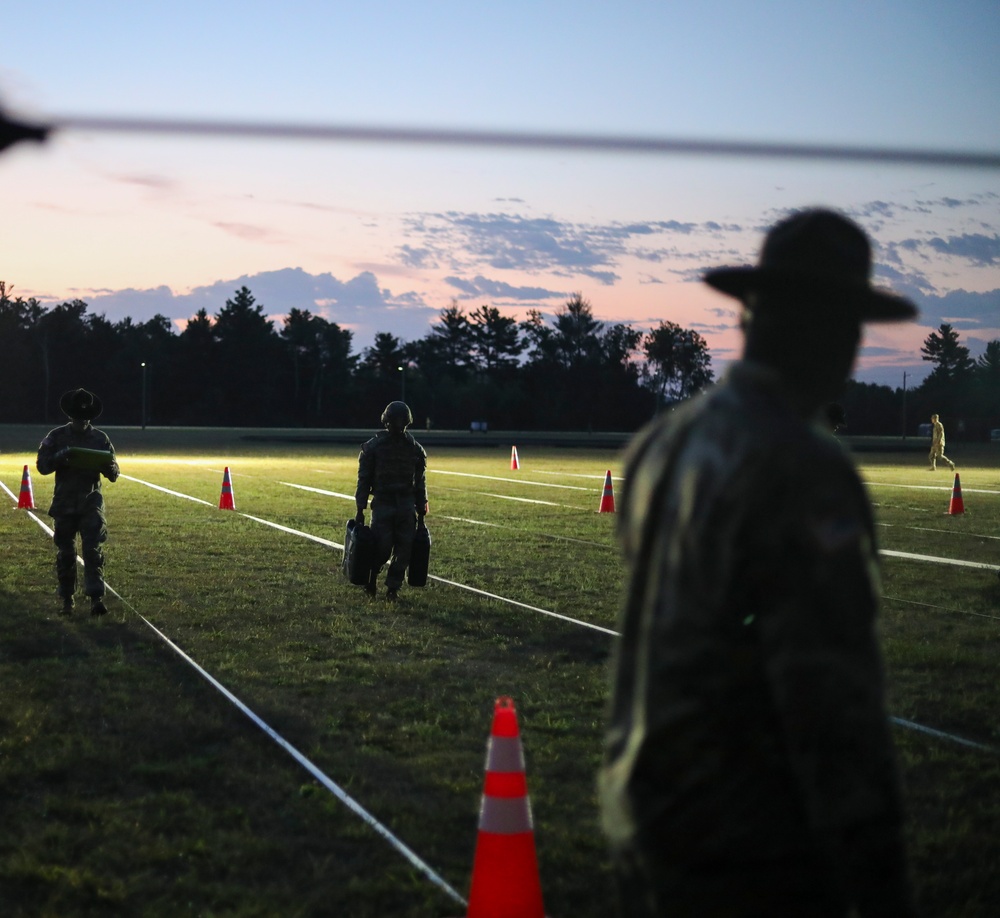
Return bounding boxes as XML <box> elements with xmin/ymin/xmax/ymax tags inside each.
<box><xmin>413</xmin><ymin>442</ymin><xmax>428</xmax><ymax>508</ymax></box>
<box><xmin>36</xmin><ymin>429</ymin><xmax>67</xmax><ymax>476</ymax></box>
<box><xmin>355</xmin><ymin>441</ymin><xmax>374</xmax><ymax>512</ymax></box>
<box><xmin>755</xmin><ymin>457</ymin><xmax>916</xmax><ymax>915</ymax></box>
<box><xmin>102</xmin><ymin>434</ymin><xmax>120</xmax><ymax>482</ymax></box>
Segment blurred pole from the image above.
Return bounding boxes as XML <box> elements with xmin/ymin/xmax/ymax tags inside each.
<box><xmin>901</xmin><ymin>371</ymin><xmax>907</xmax><ymax>440</ymax></box>
<box><xmin>398</xmin><ymin>364</ymin><xmax>406</xmax><ymax>403</ymax></box>
<box><xmin>141</xmin><ymin>362</ymin><xmax>148</xmax><ymax>430</ymax></box>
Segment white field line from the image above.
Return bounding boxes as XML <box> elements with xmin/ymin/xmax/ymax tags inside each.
<box><xmin>880</xmin><ymin>549</ymin><xmax>1000</xmax><ymax>573</ymax></box>
<box><xmin>280</xmin><ymin>481</ymin><xmax>357</xmax><ymax>501</ymax></box>
<box><xmin>533</xmin><ymin>470</ymin><xmax>624</xmax><ymax>481</ymax></box>
<box><xmin>278</xmin><ymin>482</ymin><xmax>610</xmax><ymax>549</ymax></box>
<box><xmin>867</xmin><ymin>480</ymin><xmax>1000</xmax><ymax>495</ymax></box>
<box><xmin>878</xmin><ymin>522</ymin><xmax>1000</xmax><ymax>541</ymax></box>
<box><xmin>32</xmin><ymin>476</ymin><xmax>996</xmax><ymax>752</ymax></box>
<box><xmin>430</xmin><ymin>469</ymin><xmax>594</xmax><ymax>491</ymax></box>
<box><xmin>0</xmin><ymin>478</ymin><xmax>466</xmax><ymax>908</ymax></box>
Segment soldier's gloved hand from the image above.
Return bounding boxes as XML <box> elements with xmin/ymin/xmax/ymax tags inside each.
<box><xmin>417</xmin><ymin>501</ymin><xmax>429</xmax><ymax>517</ymax></box>
<box><xmin>355</xmin><ymin>509</ymin><xmax>365</xmax><ymax>526</ymax></box>
<box><xmin>104</xmin><ymin>460</ymin><xmax>120</xmax><ymax>480</ymax></box>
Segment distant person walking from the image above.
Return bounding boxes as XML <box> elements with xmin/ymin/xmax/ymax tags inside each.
<box><xmin>354</xmin><ymin>401</ymin><xmax>428</xmax><ymax>601</ymax></box>
<box><xmin>600</xmin><ymin>209</ymin><xmax>919</xmax><ymax>917</ymax></box>
<box><xmin>928</xmin><ymin>413</ymin><xmax>956</xmax><ymax>471</ymax></box>
<box><xmin>36</xmin><ymin>389</ymin><xmax>120</xmax><ymax>616</ymax></box>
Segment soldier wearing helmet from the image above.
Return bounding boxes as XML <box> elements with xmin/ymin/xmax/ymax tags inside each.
<box><xmin>354</xmin><ymin>401</ymin><xmax>428</xmax><ymax>600</ymax></box>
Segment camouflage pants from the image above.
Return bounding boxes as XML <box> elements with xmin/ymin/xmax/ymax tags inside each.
<box><xmin>52</xmin><ymin>510</ymin><xmax>108</xmax><ymax>599</ymax></box>
<box><xmin>370</xmin><ymin>493</ymin><xmax>416</xmax><ymax>590</ymax></box>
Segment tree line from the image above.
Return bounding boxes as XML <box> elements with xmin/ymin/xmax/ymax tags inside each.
<box><xmin>842</xmin><ymin>323</ymin><xmax>999</xmax><ymax>439</ymax></box>
<box><xmin>1</xmin><ymin>282</ymin><xmax>712</xmax><ymax>431</ymax></box>
<box><xmin>3</xmin><ymin>281</ymin><xmax>994</xmax><ymax>436</ymax></box>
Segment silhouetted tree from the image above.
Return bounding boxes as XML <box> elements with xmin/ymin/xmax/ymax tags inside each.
<box><xmin>643</xmin><ymin>320</ymin><xmax>715</xmax><ymax>405</ymax></box>
<box><xmin>918</xmin><ymin>323</ymin><xmax>976</xmax><ymax>418</ymax></box>
<box><xmin>212</xmin><ymin>287</ymin><xmax>284</xmax><ymax>424</ymax></box>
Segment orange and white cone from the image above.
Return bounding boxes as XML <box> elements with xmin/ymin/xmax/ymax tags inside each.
<box><xmin>465</xmin><ymin>696</ymin><xmax>545</xmax><ymax>918</ymax></box>
<box><xmin>947</xmin><ymin>472</ymin><xmax>965</xmax><ymax>515</ymax></box>
<box><xmin>219</xmin><ymin>466</ymin><xmax>236</xmax><ymax>510</ymax></box>
<box><xmin>598</xmin><ymin>469</ymin><xmax>615</xmax><ymax>513</ymax></box>
<box><xmin>510</xmin><ymin>446</ymin><xmax>519</xmax><ymax>471</ymax></box>
<box><xmin>17</xmin><ymin>464</ymin><xmax>35</xmax><ymax>510</ymax></box>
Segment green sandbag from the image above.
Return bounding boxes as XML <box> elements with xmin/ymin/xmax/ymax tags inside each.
<box><xmin>66</xmin><ymin>447</ymin><xmax>114</xmax><ymax>471</ymax></box>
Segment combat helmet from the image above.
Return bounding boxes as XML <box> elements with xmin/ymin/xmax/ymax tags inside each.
<box><xmin>381</xmin><ymin>401</ymin><xmax>413</xmax><ymax>431</ymax></box>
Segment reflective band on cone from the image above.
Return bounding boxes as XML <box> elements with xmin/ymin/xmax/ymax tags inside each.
<box><xmin>219</xmin><ymin>466</ymin><xmax>236</xmax><ymax>510</ymax></box>
<box><xmin>17</xmin><ymin>465</ymin><xmax>35</xmax><ymax>510</ymax></box>
<box><xmin>510</xmin><ymin>446</ymin><xmax>519</xmax><ymax>471</ymax></box>
<box><xmin>465</xmin><ymin>696</ymin><xmax>545</xmax><ymax>918</ymax></box>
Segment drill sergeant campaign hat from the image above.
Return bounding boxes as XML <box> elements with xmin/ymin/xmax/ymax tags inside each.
<box><xmin>703</xmin><ymin>208</ymin><xmax>917</xmax><ymax>323</ymax></box>
<box><xmin>60</xmin><ymin>388</ymin><xmax>104</xmax><ymax>420</ymax></box>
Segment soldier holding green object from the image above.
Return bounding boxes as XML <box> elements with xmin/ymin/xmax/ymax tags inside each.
<box><xmin>36</xmin><ymin>388</ymin><xmax>120</xmax><ymax>616</ymax></box>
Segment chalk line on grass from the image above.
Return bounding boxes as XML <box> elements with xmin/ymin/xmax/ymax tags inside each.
<box><xmin>878</xmin><ymin>523</ymin><xmax>1000</xmax><ymax>541</ymax></box>
<box><xmin>94</xmin><ymin>476</ymin><xmax>997</xmax><ymax>752</ymax></box>
<box><xmin>881</xmin><ymin>549</ymin><xmax>1000</xmax><ymax>573</ymax></box>
<box><xmin>275</xmin><ymin>482</ymin><xmax>610</xmax><ymax>548</ymax></box>
<box><xmin>280</xmin><ymin>481</ymin><xmax>357</xmax><ymax>501</ymax></box>
<box><xmin>883</xmin><ymin>595</ymin><xmax>1000</xmax><ymax>622</ymax></box>
<box><xmin>867</xmin><ymin>481</ymin><xmax>1000</xmax><ymax>495</ymax></box>
<box><xmin>120</xmin><ymin>474</ymin><xmax>215</xmax><ymax>506</ymax></box>
<box><xmin>890</xmin><ymin>717</ymin><xmax>995</xmax><ymax>753</ymax></box>
<box><xmin>1</xmin><ymin>479</ymin><xmax>466</xmax><ymax>909</ymax></box>
<box><xmin>430</xmin><ymin>469</ymin><xmax>594</xmax><ymax>491</ymax></box>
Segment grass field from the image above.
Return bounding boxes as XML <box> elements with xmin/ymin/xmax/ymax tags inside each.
<box><xmin>1</xmin><ymin>425</ymin><xmax>999</xmax><ymax>917</ymax></box>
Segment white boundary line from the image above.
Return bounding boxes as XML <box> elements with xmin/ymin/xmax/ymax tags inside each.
<box><xmin>24</xmin><ymin>474</ymin><xmax>995</xmax><ymax>754</ymax></box>
<box><xmin>867</xmin><ymin>480</ymin><xmax>1000</xmax><ymax>495</ymax></box>
<box><xmin>430</xmin><ymin>469</ymin><xmax>594</xmax><ymax>491</ymax></box>
<box><xmin>279</xmin><ymin>481</ymin><xmax>609</xmax><ymax>546</ymax></box>
<box><xmin>0</xmin><ymin>478</ymin><xmax>466</xmax><ymax>908</ymax></box>
<box><xmin>880</xmin><ymin>549</ymin><xmax>1000</xmax><ymax>573</ymax></box>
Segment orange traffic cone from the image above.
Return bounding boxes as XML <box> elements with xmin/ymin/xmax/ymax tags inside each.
<box><xmin>17</xmin><ymin>465</ymin><xmax>35</xmax><ymax>509</ymax></box>
<box><xmin>219</xmin><ymin>466</ymin><xmax>236</xmax><ymax>510</ymax></box>
<box><xmin>510</xmin><ymin>446</ymin><xmax>519</xmax><ymax>471</ymax></box>
<box><xmin>465</xmin><ymin>697</ymin><xmax>545</xmax><ymax>918</ymax></box>
<box><xmin>598</xmin><ymin>469</ymin><xmax>615</xmax><ymax>513</ymax></box>
<box><xmin>947</xmin><ymin>472</ymin><xmax>965</xmax><ymax>515</ymax></box>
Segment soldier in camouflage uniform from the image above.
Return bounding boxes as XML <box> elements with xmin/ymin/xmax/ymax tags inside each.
<box><xmin>36</xmin><ymin>389</ymin><xmax>121</xmax><ymax>616</ymax></box>
<box><xmin>600</xmin><ymin>211</ymin><xmax>919</xmax><ymax>917</ymax></box>
<box><xmin>928</xmin><ymin>413</ymin><xmax>956</xmax><ymax>471</ymax></box>
<box><xmin>354</xmin><ymin>401</ymin><xmax>428</xmax><ymax>601</ymax></box>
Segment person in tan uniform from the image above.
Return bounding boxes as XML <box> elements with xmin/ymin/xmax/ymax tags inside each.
<box><xmin>600</xmin><ymin>210</ymin><xmax>919</xmax><ymax>917</ymax></box>
<box><xmin>928</xmin><ymin>413</ymin><xmax>956</xmax><ymax>471</ymax></box>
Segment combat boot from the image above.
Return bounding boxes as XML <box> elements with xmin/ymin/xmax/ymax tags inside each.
<box><xmin>90</xmin><ymin>596</ymin><xmax>108</xmax><ymax>616</ymax></box>
<box><xmin>364</xmin><ymin>571</ymin><xmax>377</xmax><ymax>598</ymax></box>
<box><xmin>386</xmin><ymin>588</ymin><xmax>399</xmax><ymax>602</ymax></box>
<box><xmin>60</xmin><ymin>596</ymin><xmax>74</xmax><ymax>616</ymax></box>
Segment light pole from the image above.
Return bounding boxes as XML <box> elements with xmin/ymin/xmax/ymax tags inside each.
<box><xmin>141</xmin><ymin>362</ymin><xmax>148</xmax><ymax>430</ymax></box>
<box><xmin>397</xmin><ymin>364</ymin><xmax>406</xmax><ymax>403</ymax></box>
<box><xmin>901</xmin><ymin>371</ymin><xmax>907</xmax><ymax>440</ymax></box>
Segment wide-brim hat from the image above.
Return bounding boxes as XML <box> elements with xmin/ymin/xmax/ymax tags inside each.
<box><xmin>60</xmin><ymin>388</ymin><xmax>103</xmax><ymax>420</ymax></box>
<box><xmin>704</xmin><ymin>208</ymin><xmax>917</xmax><ymax>322</ymax></box>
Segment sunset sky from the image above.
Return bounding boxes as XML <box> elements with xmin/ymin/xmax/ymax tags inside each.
<box><xmin>3</xmin><ymin>1</ymin><xmax>998</xmax><ymax>387</ymax></box>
